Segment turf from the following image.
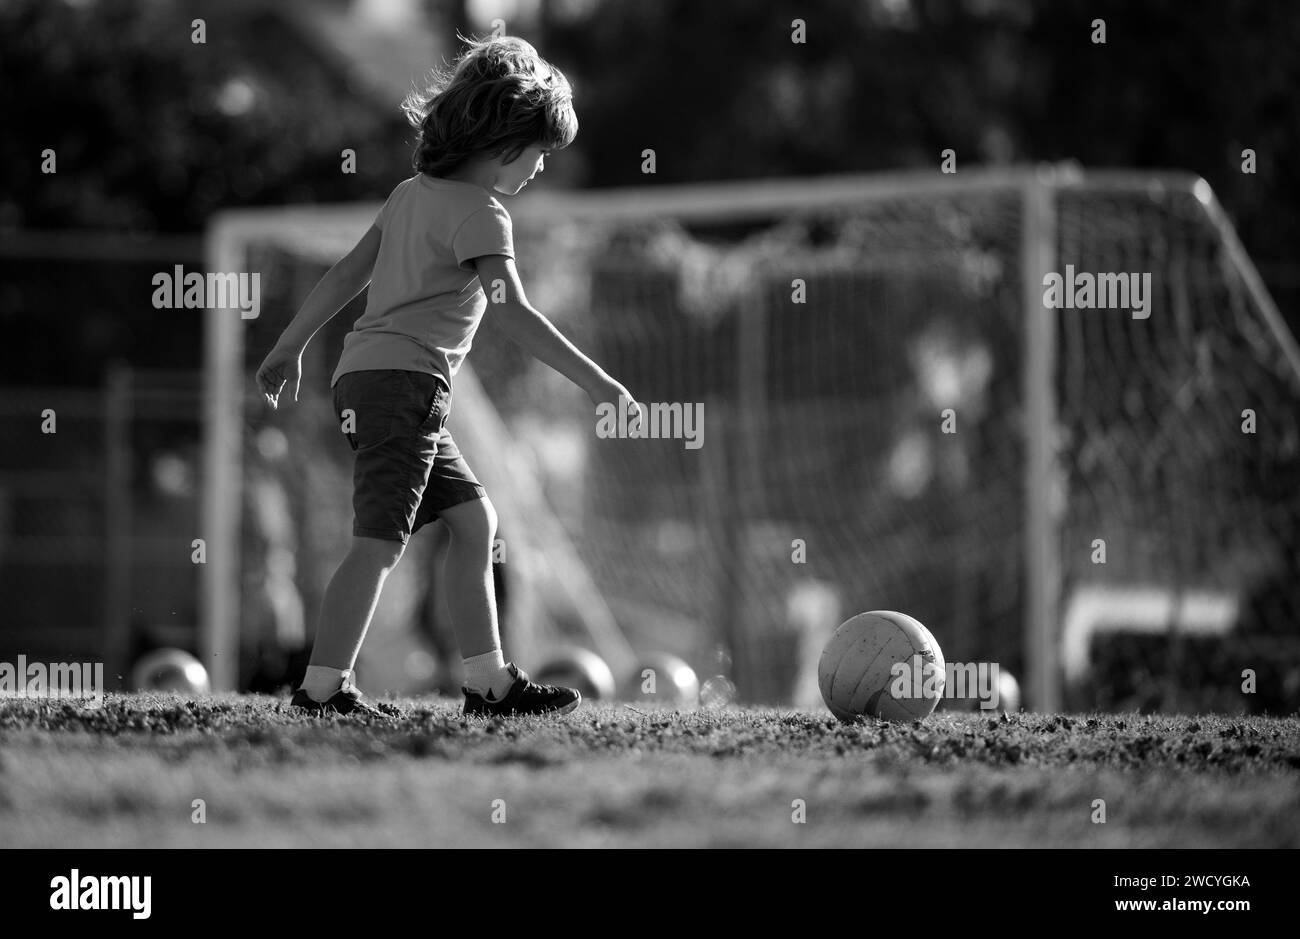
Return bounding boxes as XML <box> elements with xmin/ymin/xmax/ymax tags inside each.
<box><xmin>1</xmin><ymin>694</ymin><xmax>1298</xmax><ymax>847</ymax></box>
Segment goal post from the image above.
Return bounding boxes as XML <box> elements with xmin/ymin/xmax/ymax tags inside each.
<box><xmin>1022</xmin><ymin>168</ymin><xmax>1062</xmax><ymax>712</ymax></box>
<box><xmin>200</xmin><ymin>220</ymin><xmax>247</xmax><ymax>693</ymax></box>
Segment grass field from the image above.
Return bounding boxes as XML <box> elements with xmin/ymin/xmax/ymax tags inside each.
<box><xmin>2</xmin><ymin>694</ymin><xmax>1298</xmax><ymax>848</ymax></box>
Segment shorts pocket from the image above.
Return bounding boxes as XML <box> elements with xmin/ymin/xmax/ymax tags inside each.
<box><xmin>407</xmin><ymin>372</ymin><xmax>450</xmax><ymax>435</ymax></box>
<box><xmin>335</xmin><ymin>372</ymin><xmax>398</xmax><ymax>451</ymax></box>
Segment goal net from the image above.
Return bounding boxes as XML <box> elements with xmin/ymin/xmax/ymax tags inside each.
<box><xmin>203</xmin><ymin>166</ymin><xmax>1300</xmax><ymax>712</ymax></box>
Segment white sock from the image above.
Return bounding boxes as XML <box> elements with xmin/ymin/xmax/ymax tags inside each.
<box><xmin>301</xmin><ymin>665</ymin><xmax>346</xmax><ymax>703</ymax></box>
<box><xmin>463</xmin><ymin>650</ymin><xmax>512</xmax><ymax>699</ymax></box>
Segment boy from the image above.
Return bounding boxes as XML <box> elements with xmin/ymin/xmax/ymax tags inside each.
<box><xmin>254</xmin><ymin>35</ymin><xmax>640</xmax><ymax>717</ymax></box>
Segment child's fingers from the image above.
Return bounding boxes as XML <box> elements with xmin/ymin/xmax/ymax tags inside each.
<box><xmin>263</xmin><ymin>369</ymin><xmax>285</xmax><ymax>395</ymax></box>
<box><xmin>256</xmin><ymin>365</ymin><xmax>285</xmax><ymax>407</ymax></box>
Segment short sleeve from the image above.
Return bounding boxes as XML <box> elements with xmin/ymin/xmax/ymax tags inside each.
<box><xmin>452</xmin><ymin>204</ymin><xmax>514</xmax><ymax>271</ymax></box>
<box><xmin>373</xmin><ymin>187</ymin><xmax>399</xmax><ymax>230</ymax></box>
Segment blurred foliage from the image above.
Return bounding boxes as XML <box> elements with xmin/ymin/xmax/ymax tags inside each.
<box><xmin>537</xmin><ymin>0</ymin><xmax>1300</xmax><ymax>321</ymax></box>
<box><xmin>1</xmin><ymin>0</ymin><xmax>1296</xmax><ymax>311</ymax></box>
<box><xmin>0</xmin><ymin>0</ymin><xmax>412</xmax><ymax>233</ymax></box>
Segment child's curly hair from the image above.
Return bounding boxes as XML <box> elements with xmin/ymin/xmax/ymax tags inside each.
<box><xmin>402</xmin><ymin>34</ymin><xmax>578</xmax><ymax>178</ymax></box>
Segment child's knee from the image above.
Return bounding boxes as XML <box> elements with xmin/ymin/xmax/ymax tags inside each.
<box><xmin>442</xmin><ymin>497</ymin><xmax>497</xmax><ymax>546</ymax></box>
<box><xmin>480</xmin><ymin>498</ymin><xmax>498</xmax><ymax>538</ymax></box>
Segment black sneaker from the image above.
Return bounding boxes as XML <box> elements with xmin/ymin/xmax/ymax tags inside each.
<box><xmin>289</xmin><ymin>672</ymin><xmax>391</xmax><ymax>717</ymax></box>
<box><xmin>462</xmin><ymin>663</ymin><xmax>581</xmax><ymax>717</ymax></box>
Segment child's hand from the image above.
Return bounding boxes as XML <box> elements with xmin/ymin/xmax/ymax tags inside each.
<box><xmin>255</xmin><ymin>345</ymin><xmax>302</xmax><ymax>410</ymax></box>
<box><xmin>588</xmin><ymin>378</ymin><xmax>644</xmax><ymax>431</ymax></box>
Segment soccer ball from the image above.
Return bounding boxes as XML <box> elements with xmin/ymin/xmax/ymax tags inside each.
<box><xmin>818</xmin><ymin>610</ymin><xmax>945</xmax><ymax>722</ymax></box>
<box><xmin>131</xmin><ymin>648</ymin><xmax>211</xmax><ymax>695</ymax></box>
<box><xmin>994</xmin><ymin>668</ymin><xmax>1022</xmax><ymax>713</ymax></box>
<box><xmin>943</xmin><ymin>665</ymin><xmax>1023</xmax><ymax>713</ymax></box>
<box><xmin>534</xmin><ymin>647</ymin><xmax>617</xmax><ymax>701</ymax></box>
<box><xmin>619</xmin><ymin>652</ymin><xmax>700</xmax><ymax>706</ymax></box>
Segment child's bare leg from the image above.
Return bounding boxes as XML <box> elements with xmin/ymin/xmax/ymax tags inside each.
<box><xmin>438</xmin><ymin>498</ymin><xmax>500</xmax><ymax>656</ymax></box>
<box><xmin>308</xmin><ymin>535</ymin><xmax>407</xmax><ymax>671</ymax></box>
<box><xmin>422</xmin><ymin>520</ymin><xmax>463</xmax><ymax>692</ymax></box>
<box><xmin>439</xmin><ymin>497</ymin><xmax>514</xmax><ymax>697</ymax></box>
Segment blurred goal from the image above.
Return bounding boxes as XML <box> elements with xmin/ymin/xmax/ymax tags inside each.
<box><xmin>203</xmin><ymin>165</ymin><xmax>1300</xmax><ymax>711</ymax></box>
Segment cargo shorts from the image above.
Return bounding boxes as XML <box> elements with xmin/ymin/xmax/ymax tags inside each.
<box><xmin>332</xmin><ymin>369</ymin><xmax>486</xmax><ymax>543</ymax></box>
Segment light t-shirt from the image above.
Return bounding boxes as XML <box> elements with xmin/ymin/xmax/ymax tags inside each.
<box><xmin>331</xmin><ymin>174</ymin><xmax>514</xmax><ymax>390</ymax></box>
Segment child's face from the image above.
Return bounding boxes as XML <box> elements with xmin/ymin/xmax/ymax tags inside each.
<box><xmin>492</xmin><ymin>144</ymin><xmax>549</xmax><ymax>195</ymax></box>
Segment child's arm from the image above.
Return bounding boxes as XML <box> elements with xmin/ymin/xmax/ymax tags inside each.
<box><xmin>255</xmin><ymin>224</ymin><xmax>383</xmax><ymax>408</ymax></box>
<box><xmin>474</xmin><ymin>254</ymin><xmax>643</xmax><ymax>419</ymax></box>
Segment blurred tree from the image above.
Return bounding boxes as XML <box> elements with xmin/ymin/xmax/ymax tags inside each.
<box><xmin>0</xmin><ymin>0</ymin><xmax>412</xmax><ymax>233</ymax></box>
<box><xmin>536</xmin><ymin>0</ymin><xmax>1300</xmax><ymax>325</ymax></box>
<box><xmin>2</xmin><ymin>0</ymin><xmax>1296</xmax><ymax>316</ymax></box>
<box><xmin>1015</xmin><ymin>0</ymin><xmax>1300</xmax><ymax>310</ymax></box>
